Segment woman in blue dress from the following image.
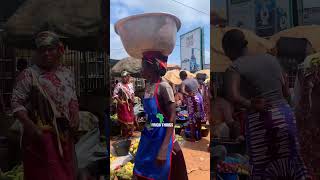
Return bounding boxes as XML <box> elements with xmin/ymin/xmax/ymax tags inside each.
<box><xmin>133</xmin><ymin>51</ymin><xmax>188</xmax><ymax>180</ymax></box>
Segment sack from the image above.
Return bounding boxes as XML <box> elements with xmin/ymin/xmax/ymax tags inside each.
<box><xmin>9</xmin><ymin>119</ymin><xmax>22</xmax><ymax>133</ymax></box>
<box><xmin>75</xmin><ymin>128</ymin><xmax>107</xmax><ymax>169</ymax></box>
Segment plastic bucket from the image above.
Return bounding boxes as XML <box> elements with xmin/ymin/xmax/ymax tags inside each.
<box><xmin>201</xmin><ymin>128</ymin><xmax>209</xmax><ymax>137</ymax></box>
<box><xmin>175</xmin><ymin>127</ymin><xmax>182</xmax><ymax>135</ymax></box>
<box><xmin>112</xmin><ymin>139</ymin><xmax>131</xmax><ymax>156</ymax></box>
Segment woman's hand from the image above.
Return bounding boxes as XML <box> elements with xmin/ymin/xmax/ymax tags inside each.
<box><xmin>117</xmin><ymin>98</ymin><xmax>126</xmax><ymax>104</ymax></box>
<box><xmin>70</xmin><ymin>116</ymin><xmax>80</xmax><ymax>131</ymax></box>
<box><xmin>24</xmin><ymin>120</ymin><xmax>43</xmax><ymax>142</ymax></box>
<box><xmin>156</xmin><ymin>148</ymin><xmax>167</xmax><ymax>166</ymax></box>
<box><xmin>114</xmin><ymin>97</ymin><xmax>123</xmax><ymax>104</ymax></box>
<box><xmin>16</xmin><ymin>111</ymin><xmax>43</xmax><ymax>142</ymax></box>
<box><xmin>251</xmin><ymin>98</ymin><xmax>266</xmax><ymax>112</ymax></box>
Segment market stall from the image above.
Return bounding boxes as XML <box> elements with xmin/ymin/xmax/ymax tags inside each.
<box><xmin>109</xmin><ymin>73</ymin><xmax>210</xmax><ymax>180</ymax></box>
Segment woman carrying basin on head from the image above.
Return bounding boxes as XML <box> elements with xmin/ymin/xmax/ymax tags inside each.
<box><xmin>133</xmin><ymin>52</ymin><xmax>188</xmax><ymax>180</ymax></box>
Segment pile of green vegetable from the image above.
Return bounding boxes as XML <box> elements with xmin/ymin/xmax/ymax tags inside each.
<box><xmin>0</xmin><ymin>165</ymin><xmax>23</xmax><ymax>180</ymax></box>
<box><xmin>129</xmin><ymin>139</ymin><xmax>139</xmax><ymax>157</ymax></box>
<box><xmin>110</xmin><ymin>162</ymin><xmax>134</xmax><ymax>180</ymax></box>
<box><xmin>175</xmin><ymin>135</ymin><xmax>184</xmax><ymax>144</ymax></box>
<box><xmin>110</xmin><ymin>114</ymin><xmax>118</xmax><ymax>121</ymax></box>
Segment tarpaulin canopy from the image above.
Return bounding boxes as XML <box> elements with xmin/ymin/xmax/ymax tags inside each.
<box><xmin>270</xmin><ymin>25</ymin><xmax>320</xmax><ymax>52</ymax></box>
<box><xmin>3</xmin><ymin>0</ymin><xmax>104</xmax><ymax>51</ymax></box>
<box><xmin>111</xmin><ymin>57</ymin><xmax>142</xmax><ymax>77</ymax></box>
<box><xmin>195</xmin><ymin>69</ymin><xmax>210</xmax><ymax>78</ymax></box>
<box><xmin>211</xmin><ymin>26</ymin><xmax>273</xmax><ymax>72</ymax></box>
<box><xmin>167</xmin><ymin>64</ymin><xmax>181</xmax><ymax>71</ymax></box>
<box><xmin>163</xmin><ymin>69</ymin><xmax>195</xmax><ymax>85</ymax></box>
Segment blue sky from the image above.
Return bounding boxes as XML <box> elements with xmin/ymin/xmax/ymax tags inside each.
<box><xmin>110</xmin><ymin>0</ymin><xmax>210</xmax><ymax>66</ymax></box>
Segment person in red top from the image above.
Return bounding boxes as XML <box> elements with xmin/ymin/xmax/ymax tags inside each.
<box><xmin>11</xmin><ymin>31</ymin><xmax>79</xmax><ymax>180</ymax></box>
<box><xmin>113</xmin><ymin>71</ymin><xmax>135</xmax><ymax>137</ymax></box>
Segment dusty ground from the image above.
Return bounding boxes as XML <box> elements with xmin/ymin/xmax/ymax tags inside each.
<box><xmin>110</xmin><ymin>132</ymin><xmax>211</xmax><ymax>180</ymax></box>
<box><xmin>180</xmin><ymin>133</ymin><xmax>210</xmax><ymax>180</ymax></box>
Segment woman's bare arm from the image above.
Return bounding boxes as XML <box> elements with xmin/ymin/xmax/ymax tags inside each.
<box><xmin>225</xmin><ymin>70</ymin><xmax>251</xmax><ymax>109</ymax></box>
<box><xmin>281</xmin><ymin>72</ymin><xmax>290</xmax><ymax>99</ymax></box>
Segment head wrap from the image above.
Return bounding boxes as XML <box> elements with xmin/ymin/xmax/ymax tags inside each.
<box><xmin>121</xmin><ymin>71</ymin><xmax>129</xmax><ymax>77</ymax></box>
<box><xmin>142</xmin><ymin>51</ymin><xmax>168</xmax><ymax>76</ymax></box>
<box><xmin>143</xmin><ymin>51</ymin><xmax>168</xmax><ymax>67</ymax></box>
<box><xmin>35</xmin><ymin>31</ymin><xmax>60</xmax><ymax>48</ymax></box>
<box><xmin>222</xmin><ymin>29</ymin><xmax>248</xmax><ymax>52</ymax></box>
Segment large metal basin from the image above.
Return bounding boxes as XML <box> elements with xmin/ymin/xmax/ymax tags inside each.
<box><xmin>115</xmin><ymin>13</ymin><xmax>181</xmax><ymax>58</ymax></box>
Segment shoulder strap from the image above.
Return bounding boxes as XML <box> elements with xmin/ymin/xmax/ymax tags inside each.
<box><xmin>30</xmin><ymin>68</ymin><xmax>60</xmax><ymax>117</ymax></box>
<box><xmin>29</xmin><ymin>68</ymin><xmax>64</xmax><ymax>157</ymax></box>
<box><xmin>154</xmin><ymin>80</ymin><xmax>169</xmax><ymax>119</ymax></box>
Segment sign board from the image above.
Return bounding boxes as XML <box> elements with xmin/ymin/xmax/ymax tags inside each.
<box><xmin>255</xmin><ymin>0</ymin><xmax>276</xmax><ymax>37</ymax></box>
<box><xmin>227</xmin><ymin>0</ymin><xmax>292</xmax><ymax>37</ymax></box>
<box><xmin>277</xmin><ymin>0</ymin><xmax>292</xmax><ymax>32</ymax></box>
<box><xmin>180</xmin><ymin>28</ymin><xmax>203</xmax><ymax>73</ymax></box>
<box><xmin>228</xmin><ymin>0</ymin><xmax>255</xmax><ymax>30</ymax></box>
<box><xmin>301</xmin><ymin>0</ymin><xmax>320</xmax><ymax>25</ymax></box>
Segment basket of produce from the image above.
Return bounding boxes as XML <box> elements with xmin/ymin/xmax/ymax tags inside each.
<box><xmin>175</xmin><ymin>135</ymin><xmax>184</xmax><ymax>145</ymax></box>
<box><xmin>216</xmin><ymin>161</ymin><xmax>250</xmax><ymax>180</ymax></box>
<box><xmin>129</xmin><ymin>139</ymin><xmax>140</xmax><ymax>157</ymax></box>
<box><xmin>111</xmin><ymin>114</ymin><xmax>121</xmax><ymax>136</ymax></box>
<box><xmin>201</xmin><ymin>126</ymin><xmax>209</xmax><ymax>137</ymax></box>
<box><xmin>110</xmin><ymin>169</ymin><xmax>116</xmax><ymax>180</ymax></box>
<box><xmin>112</xmin><ymin>139</ymin><xmax>132</xmax><ymax>156</ymax></box>
<box><xmin>174</xmin><ymin>125</ymin><xmax>183</xmax><ymax>135</ymax></box>
<box><xmin>211</xmin><ymin>138</ymin><xmax>246</xmax><ymax>154</ymax></box>
<box><xmin>176</xmin><ymin>110</ymin><xmax>188</xmax><ymax>124</ymax></box>
<box><xmin>110</xmin><ymin>154</ymin><xmax>116</xmax><ymax>164</ymax></box>
<box><xmin>114</xmin><ymin>162</ymin><xmax>134</xmax><ymax>180</ymax></box>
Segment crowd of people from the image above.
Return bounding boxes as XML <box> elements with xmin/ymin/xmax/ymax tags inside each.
<box><xmin>111</xmin><ymin>50</ymin><xmax>210</xmax><ymax>179</ymax></box>
<box><xmin>212</xmin><ymin>29</ymin><xmax>320</xmax><ymax>179</ymax></box>
<box><xmin>112</xmin><ymin>70</ymin><xmax>211</xmax><ymax>143</ymax></box>
<box><xmin>177</xmin><ymin>71</ymin><xmax>209</xmax><ymax>141</ymax></box>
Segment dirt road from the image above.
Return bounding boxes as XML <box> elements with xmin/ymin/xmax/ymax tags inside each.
<box><xmin>181</xmin><ymin>133</ymin><xmax>210</xmax><ymax>180</ymax></box>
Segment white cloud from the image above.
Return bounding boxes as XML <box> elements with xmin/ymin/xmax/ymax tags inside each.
<box><xmin>110</xmin><ymin>24</ymin><xmax>128</xmax><ymax>59</ymax></box>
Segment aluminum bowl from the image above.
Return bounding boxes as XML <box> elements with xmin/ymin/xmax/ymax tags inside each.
<box><xmin>115</xmin><ymin>13</ymin><xmax>181</xmax><ymax>58</ymax></box>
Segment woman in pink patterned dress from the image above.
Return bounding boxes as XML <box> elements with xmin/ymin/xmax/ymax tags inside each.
<box><xmin>196</xmin><ymin>73</ymin><xmax>210</xmax><ymax>124</ymax></box>
<box><xmin>295</xmin><ymin>52</ymin><xmax>320</xmax><ymax>177</ymax></box>
<box><xmin>11</xmin><ymin>31</ymin><xmax>79</xmax><ymax>180</ymax></box>
<box><xmin>113</xmin><ymin>71</ymin><xmax>135</xmax><ymax>137</ymax></box>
